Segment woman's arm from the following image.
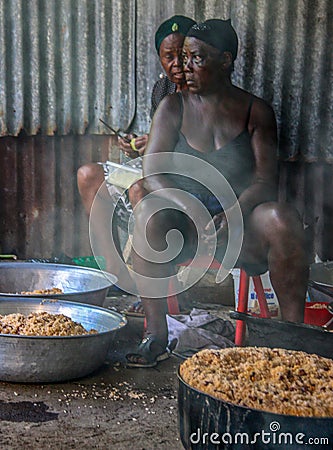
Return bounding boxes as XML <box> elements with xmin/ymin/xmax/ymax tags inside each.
<box><xmin>203</xmin><ymin>98</ymin><xmax>278</xmax><ymax>247</ymax></box>
<box><xmin>142</xmin><ymin>94</ymin><xmax>183</xmax><ymax>193</ymax></box>
<box><xmin>237</xmin><ymin>98</ymin><xmax>278</xmax><ymax>219</ymax></box>
<box><xmin>142</xmin><ymin>94</ymin><xmax>209</xmax><ymax>225</ymax></box>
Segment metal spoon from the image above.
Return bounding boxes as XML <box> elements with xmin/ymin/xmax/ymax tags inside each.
<box><xmin>323</xmin><ymin>302</ymin><xmax>333</xmax><ymax>329</ymax></box>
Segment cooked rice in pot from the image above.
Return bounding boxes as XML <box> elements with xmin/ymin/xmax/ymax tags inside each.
<box><xmin>0</xmin><ymin>312</ymin><xmax>97</xmax><ymax>336</ymax></box>
<box><xmin>19</xmin><ymin>288</ymin><xmax>63</xmax><ymax>295</ymax></box>
<box><xmin>180</xmin><ymin>347</ymin><xmax>333</xmax><ymax>417</ymax></box>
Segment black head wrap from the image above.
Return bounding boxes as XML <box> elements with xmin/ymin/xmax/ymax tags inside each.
<box><xmin>186</xmin><ymin>19</ymin><xmax>238</xmax><ymax>61</ymax></box>
<box><xmin>155</xmin><ymin>15</ymin><xmax>196</xmax><ymax>54</ymax></box>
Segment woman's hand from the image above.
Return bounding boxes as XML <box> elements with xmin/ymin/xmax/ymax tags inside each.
<box><xmin>119</xmin><ymin>134</ymin><xmax>148</xmax><ymax>158</ymax></box>
<box><xmin>202</xmin><ymin>212</ymin><xmax>228</xmax><ymax>248</ymax></box>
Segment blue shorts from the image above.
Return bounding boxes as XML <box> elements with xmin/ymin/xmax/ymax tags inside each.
<box><xmin>191</xmin><ymin>193</ymin><xmax>223</xmax><ymax>217</ymax></box>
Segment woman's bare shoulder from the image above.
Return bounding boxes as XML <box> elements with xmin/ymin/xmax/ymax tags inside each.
<box><xmin>155</xmin><ymin>91</ymin><xmax>182</xmax><ymax>112</ymax></box>
<box><xmin>249</xmin><ymin>89</ymin><xmax>275</xmax><ymax>115</ymax></box>
<box><xmin>234</xmin><ymin>86</ymin><xmax>274</xmax><ymax>113</ymax></box>
<box><xmin>151</xmin><ymin>92</ymin><xmax>183</xmax><ymax>130</ymax></box>
<box><xmin>251</xmin><ymin>96</ymin><xmax>276</xmax><ymax>130</ymax></box>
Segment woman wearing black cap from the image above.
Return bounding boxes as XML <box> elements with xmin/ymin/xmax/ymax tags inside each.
<box><xmin>77</xmin><ymin>15</ymin><xmax>195</xmax><ymax>291</ymax></box>
<box><xmin>119</xmin><ymin>14</ymin><xmax>196</xmax><ymax>155</ymax></box>
<box><xmin>127</xmin><ymin>19</ymin><xmax>309</xmax><ymax>367</ymax></box>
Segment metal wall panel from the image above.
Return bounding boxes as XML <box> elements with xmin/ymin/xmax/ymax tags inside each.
<box><xmin>0</xmin><ymin>134</ymin><xmax>116</xmax><ymax>259</ymax></box>
<box><xmin>278</xmin><ymin>161</ymin><xmax>333</xmax><ymax>261</ymax></box>
<box><xmin>0</xmin><ymin>0</ymin><xmax>136</xmax><ymax>136</ymax></box>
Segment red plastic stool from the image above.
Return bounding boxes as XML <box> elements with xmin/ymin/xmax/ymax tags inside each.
<box><xmin>234</xmin><ymin>269</ymin><xmax>271</xmax><ymax>346</ymax></box>
<box><xmin>165</xmin><ymin>257</ymin><xmax>271</xmax><ymax>346</ymax></box>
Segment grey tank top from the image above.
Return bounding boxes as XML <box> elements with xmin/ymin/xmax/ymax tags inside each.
<box><xmin>169</xmin><ymin>93</ymin><xmax>255</xmax><ymax>198</ymax></box>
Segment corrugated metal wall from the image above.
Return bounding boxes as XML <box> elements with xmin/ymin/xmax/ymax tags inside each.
<box><xmin>1</xmin><ymin>0</ymin><xmax>332</xmax><ymax>162</ymax></box>
<box><xmin>134</xmin><ymin>0</ymin><xmax>333</xmax><ymax>163</ymax></box>
<box><xmin>0</xmin><ymin>0</ymin><xmax>332</xmax><ymax>260</ymax></box>
<box><xmin>0</xmin><ymin>0</ymin><xmax>136</xmax><ymax>135</ymax></box>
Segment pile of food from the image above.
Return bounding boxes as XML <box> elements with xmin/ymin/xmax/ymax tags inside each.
<box><xmin>180</xmin><ymin>347</ymin><xmax>333</xmax><ymax>417</ymax></box>
<box><xmin>0</xmin><ymin>312</ymin><xmax>97</xmax><ymax>336</ymax></box>
<box><xmin>19</xmin><ymin>287</ymin><xmax>63</xmax><ymax>295</ymax></box>
<box><xmin>307</xmin><ymin>302</ymin><xmax>329</xmax><ymax>309</ymax></box>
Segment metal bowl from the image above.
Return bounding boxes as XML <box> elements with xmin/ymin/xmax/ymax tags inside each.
<box><xmin>0</xmin><ymin>262</ymin><xmax>117</xmax><ymax>306</ymax></box>
<box><xmin>0</xmin><ymin>297</ymin><xmax>127</xmax><ymax>382</ymax></box>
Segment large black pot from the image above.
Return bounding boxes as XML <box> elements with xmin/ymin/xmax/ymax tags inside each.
<box><xmin>229</xmin><ymin>311</ymin><xmax>333</xmax><ymax>359</ymax></box>
<box><xmin>310</xmin><ymin>262</ymin><xmax>333</xmax><ymax>293</ymax></box>
<box><xmin>178</xmin><ymin>370</ymin><xmax>333</xmax><ymax>450</ymax></box>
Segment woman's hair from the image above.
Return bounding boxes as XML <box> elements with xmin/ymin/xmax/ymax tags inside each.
<box><xmin>186</xmin><ymin>19</ymin><xmax>238</xmax><ymax>61</ymax></box>
<box><xmin>155</xmin><ymin>15</ymin><xmax>196</xmax><ymax>54</ymax></box>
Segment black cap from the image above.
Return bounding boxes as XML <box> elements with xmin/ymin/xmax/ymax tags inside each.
<box><xmin>187</xmin><ymin>19</ymin><xmax>238</xmax><ymax>61</ymax></box>
<box><xmin>155</xmin><ymin>15</ymin><xmax>196</xmax><ymax>54</ymax></box>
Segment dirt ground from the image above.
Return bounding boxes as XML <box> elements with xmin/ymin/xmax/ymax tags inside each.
<box><xmin>0</xmin><ymin>293</ymin><xmax>235</xmax><ymax>450</ymax></box>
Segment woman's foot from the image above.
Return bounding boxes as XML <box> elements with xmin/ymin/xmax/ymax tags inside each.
<box><xmin>123</xmin><ymin>298</ymin><xmax>145</xmax><ymax>317</ymax></box>
<box><xmin>126</xmin><ymin>335</ymin><xmax>169</xmax><ymax>368</ymax></box>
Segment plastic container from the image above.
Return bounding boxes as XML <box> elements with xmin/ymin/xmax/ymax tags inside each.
<box><xmin>72</xmin><ymin>256</ymin><xmax>106</xmax><ymax>270</ymax></box>
<box><xmin>104</xmin><ymin>161</ymin><xmax>142</xmax><ymax>189</ymax></box>
<box><xmin>304</xmin><ymin>301</ymin><xmax>333</xmax><ymax>327</ymax></box>
<box><xmin>231</xmin><ymin>269</ymin><xmax>279</xmax><ymax>316</ymax></box>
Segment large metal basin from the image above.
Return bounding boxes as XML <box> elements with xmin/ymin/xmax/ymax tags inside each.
<box><xmin>0</xmin><ymin>262</ymin><xmax>116</xmax><ymax>306</ymax></box>
<box><xmin>0</xmin><ymin>297</ymin><xmax>127</xmax><ymax>382</ymax></box>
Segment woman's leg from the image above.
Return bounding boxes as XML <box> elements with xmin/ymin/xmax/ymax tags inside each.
<box><xmin>126</xmin><ymin>180</ymin><xmax>190</xmax><ymax>315</ymax></box>
<box><xmin>77</xmin><ymin>163</ymin><xmax>105</xmax><ymax>216</ymax></box>
<box><xmin>77</xmin><ymin>163</ymin><xmax>136</xmax><ymax>291</ymax></box>
<box><xmin>241</xmin><ymin>202</ymin><xmax>309</xmax><ymax>322</ymax></box>
<box><xmin>127</xmin><ymin>197</ymin><xmax>196</xmax><ymax>364</ymax></box>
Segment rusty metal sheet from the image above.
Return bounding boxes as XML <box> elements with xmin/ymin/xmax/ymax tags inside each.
<box><xmin>0</xmin><ymin>135</ymin><xmax>332</xmax><ymax>260</ymax></box>
<box><xmin>0</xmin><ymin>135</ymin><xmax>114</xmax><ymax>259</ymax></box>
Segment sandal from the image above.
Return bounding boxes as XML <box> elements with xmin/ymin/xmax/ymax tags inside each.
<box><xmin>123</xmin><ymin>298</ymin><xmax>145</xmax><ymax>318</ymax></box>
<box><xmin>126</xmin><ymin>335</ymin><xmax>170</xmax><ymax>368</ymax></box>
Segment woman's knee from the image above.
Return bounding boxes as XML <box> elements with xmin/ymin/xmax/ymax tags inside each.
<box><xmin>77</xmin><ymin>163</ymin><xmax>103</xmax><ymax>189</ymax></box>
<box><xmin>128</xmin><ymin>179</ymin><xmax>146</xmax><ymax>206</ymax></box>
<box><xmin>134</xmin><ymin>204</ymin><xmax>191</xmax><ymax>250</ymax></box>
<box><xmin>252</xmin><ymin>202</ymin><xmax>304</xmax><ymax>246</ymax></box>
<box><xmin>254</xmin><ymin>202</ymin><xmax>300</xmax><ymax>228</ymax></box>
<box><xmin>135</xmin><ymin>203</ymin><xmax>172</xmax><ymax>233</ymax></box>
